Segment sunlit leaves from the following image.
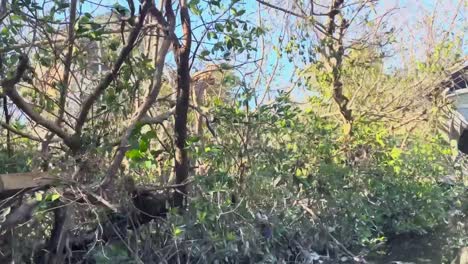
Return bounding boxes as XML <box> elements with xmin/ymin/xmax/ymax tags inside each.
<box><xmin>172</xmin><ymin>225</ymin><xmax>184</xmax><ymax>237</ymax></box>
<box><xmin>123</xmin><ymin>124</ymin><xmax>164</xmax><ymax>172</ymax></box>
<box><xmin>189</xmin><ymin>0</ymin><xmax>202</xmax><ymax>15</ymax></box>
<box><xmin>75</xmin><ymin>13</ymin><xmax>105</xmax><ymax>40</ymax></box>
<box><xmin>193</xmin><ymin>0</ymin><xmax>265</xmax><ymax>61</ymax></box>
<box><xmin>35</xmin><ymin>191</ymin><xmax>61</xmax><ymax>202</ymax></box>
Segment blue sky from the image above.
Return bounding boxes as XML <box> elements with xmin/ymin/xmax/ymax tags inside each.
<box><xmin>73</xmin><ymin>0</ymin><xmax>466</xmax><ymax>103</ymax></box>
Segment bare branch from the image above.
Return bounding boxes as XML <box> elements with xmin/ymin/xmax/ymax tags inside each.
<box><xmin>256</xmin><ymin>0</ymin><xmax>306</xmax><ymax>19</ymax></box>
<box><xmin>140</xmin><ymin>107</ymin><xmax>175</xmax><ymax>124</ymax></box>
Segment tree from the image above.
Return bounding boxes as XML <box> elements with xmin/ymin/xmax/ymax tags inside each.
<box><xmin>0</xmin><ymin>0</ymin><xmax>465</xmax><ymax>262</ymax></box>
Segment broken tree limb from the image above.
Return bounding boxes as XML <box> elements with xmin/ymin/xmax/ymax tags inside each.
<box><xmin>0</xmin><ymin>172</ymin><xmax>54</xmax><ymax>192</ymax></box>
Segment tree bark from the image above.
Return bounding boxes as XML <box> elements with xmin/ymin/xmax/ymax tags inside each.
<box><xmin>1</xmin><ymin>59</ymin><xmax>11</xmax><ymax>157</ymax></box>
<box><xmin>173</xmin><ymin>0</ymin><xmax>192</xmax><ymax>207</ymax></box>
<box><xmin>324</xmin><ymin>0</ymin><xmax>353</xmax><ymax>135</ymax></box>
<box><xmin>100</xmin><ymin>0</ymin><xmax>175</xmax><ymax>189</ymax></box>
<box><xmin>39</xmin><ymin>205</ymin><xmax>69</xmax><ymax>264</ymax></box>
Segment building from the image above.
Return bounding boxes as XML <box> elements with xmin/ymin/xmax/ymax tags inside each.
<box><xmin>443</xmin><ymin>63</ymin><xmax>468</xmax><ymax>153</ymax></box>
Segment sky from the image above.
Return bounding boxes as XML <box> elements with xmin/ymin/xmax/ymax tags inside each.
<box><xmin>253</xmin><ymin>0</ymin><xmax>466</xmax><ymax>101</ymax></box>
<box><xmin>40</xmin><ymin>0</ymin><xmax>468</xmax><ymax>103</ymax></box>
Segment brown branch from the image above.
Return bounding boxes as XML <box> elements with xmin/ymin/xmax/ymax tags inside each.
<box><xmin>0</xmin><ymin>0</ymin><xmax>8</xmax><ymax>23</ymax></box>
<box><xmin>298</xmin><ymin>201</ymin><xmax>358</xmax><ymax>259</ymax></box>
<box><xmin>139</xmin><ymin>107</ymin><xmax>175</xmax><ymax>124</ymax></box>
<box><xmin>2</xmin><ymin>96</ymin><xmax>11</xmax><ymax>157</ymax></box>
<box><xmin>42</xmin><ymin>204</ymin><xmax>69</xmax><ymax>264</ymax></box>
<box><xmin>0</xmin><ymin>27</ymin><xmax>155</xmax><ymax>54</ymax></box>
<box><xmin>256</xmin><ymin>0</ymin><xmax>306</xmax><ymax>19</ymax></box>
<box><xmin>140</xmin><ymin>178</ymin><xmax>194</xmax><ymax>192</ymax></box>
<box><xmin>0</xmin><ymin>54</ymin><xmax>28</xmax><ymax>88</ymax></box>
<box><xmin>100</xmin><ymin>1</ymin><xmax>176</xmax><ymax>188</ymax></box>
<box><xmin>0</xmin><ymin>121</ymin><xmax>58</xmax><ymax>142</ymax></box>
<box><xmin>1</xmin><ymin>55</ymin><xmax>74</xmax><ymax>147</ymax></box>
<box><xmin>173</xmin><ymin>0</ymin><xmax>192</xmax><ymax>207</ymax></box>
<box><xmin>56</xmin><ymin>0</ymin><xmax>77</xmax><ymax>125</ymax></box>
<box><xmin>74</xmin><ymin>0</ymin><xmax>152</xmax><ymax>137</ymax></box>
<box><xmin>322</xmin><ymin>0</ymin><xmax>353</xmax><ymax>134</ymax></box>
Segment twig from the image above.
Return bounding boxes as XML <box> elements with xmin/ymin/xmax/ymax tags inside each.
<box><xmin>298</xmin><ymin>201</ymin><xmax>358</xmax><ymax>259</ymax></box>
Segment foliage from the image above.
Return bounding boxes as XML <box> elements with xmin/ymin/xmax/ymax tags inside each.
<box><xmin>200</xmin><ymin>93</ymin><xmax>462</xmax><ymax>247</ymax></box>
<box><xmin>0</xmin><ymin>0</ymin><xmax>466</xmax><ymax>263</ymax></box>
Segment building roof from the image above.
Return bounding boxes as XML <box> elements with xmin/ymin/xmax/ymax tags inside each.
<box><xmin>444</xmin><ymin>63</ymin><xmax>468</xmax><ymax>92</ymax></box>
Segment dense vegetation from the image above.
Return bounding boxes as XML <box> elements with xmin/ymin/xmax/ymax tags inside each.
<box><xmin>0</xmin><ymin>0</ymin><xmax>466</xmax><ymax>263</ymax></box>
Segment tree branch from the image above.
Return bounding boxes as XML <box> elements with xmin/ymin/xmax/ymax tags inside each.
<box><xmin>173</xmin><ymin>0</ymin><xmax>192</xmax><ymax>207</ymax></box>
<box><xmin>74</xmin><ymin>0</ymin><xmax>152</xmax><ymax>137</ymax></box>
<box><xmin>56</xmin><ymin>0</ymin><xmax>77</xmax><ymax>124</ymax></box>
<box><xmin>0</xmin><ymin>121</ymin><xmax>58</xmax><ymax>142</ymax></box>
<box><xmin>100</xmin><ymin>1</ymin><xmax>176</xmax><ymax>188</ymax></box>
<box><xmin>1</xmin><ymin>55</ymin><xmax>74</xmax><ymax>147</ymax></box>
<box><xmin>256</xmin><ymin>0</ymin><xmax>306</xmax><ymax>19</ymax></box>
<box><xmin>140</xmin><ymin>107</ymin><xmax>175</xmax><ymax>124</ymax></box>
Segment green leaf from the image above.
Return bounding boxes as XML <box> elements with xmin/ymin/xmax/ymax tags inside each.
<box><xmin>226</xmin><ymin>231</ymin><xmax>236</xmax><ymax>241</ymax></box>
<box><xmin>197</xmin><ymin>210</ymin><xmax>207</xmax><ymax>223</ymax></box>
<box><xmin>51</xmin><ymin>193</ymin><xmax>61</xmax><ymax>201</ymax></box>
<box><xmin>125</xmin><ymin>149</ymin><xmax>142</xmax><ymax>159</ymax></box>
<box><xmin>144</xmin><ymin>130</ymin><xmax>157</xmax><ymax>139</ymax></box>
<box><xmin>207</xmin><ymin>31</ymin><xmax>217</xmax><ymax>40</ymax></box>
<box><xmin>189</xmin><ymin>1</ymin><xmax>202</xmax><ymax>16</ymax></box>
<box><xmin>113</xmin><ymin>3</ymin><xmax>129</xmax><ymax>16</ymax></box>
<box><xmin>139</xmin><ymin>139</ymin><xmax>148</xmax><ymax>152</ymax></box>
<box><xmin>199</xmin><ymin>50</ymin><xmax>210</xmax><ymax>58</ymax></box>
<box><xmin>173</xmin><ymin>226</ymin><xmax>184</xmax><ymax>237</ymax></box>
<box><xmin>390</xmin><ymin>147</ymin><xmax>402</xmax><ymax>160</ymax></box>
<box><xmin>237</xmin><ymin>9</ymin><xmax>246</xmax><ymax>16</ymax></box>
<box><xmin>189</xmin><ymin>0</ymin><xmax>200</xmax><ymax>6</ymax></box>
<box><xmin>55</xmin><ymin>0</ymin><xmax>70</xmax><ymax>10</ymax></box>
<box><xmin>214</xmin><ymin>23</ymin><xmax>224</xmax><ymax>32</ymax></box>
<box><xmin>47</xmin><ymin>193</ymin><xmax>61</xmax><ymax>201</ymax></box>
<box><xmin>144</xmin><ymin>160</ymin><xmax>153</xmax><ymax>169</ymax></box>
<box><xmin>35</xmin><ymin>192</ymin><xmax>43</xmax><ymax>201</ymax></box>
<box><xmin>187</xmin><ymin>136</ymin><xmax>200</xmax><ymax>143</ymax></box>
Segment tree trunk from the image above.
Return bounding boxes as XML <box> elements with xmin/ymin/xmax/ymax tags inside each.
<box><xmin>40</xmin><ymin>205</ymin><xmax>69</xmax><ymax>264</ymax></box>
<box><xmin>173</xmin><ymin>0</ymin><xmax>192</xmax><ymax>207</ymax></box>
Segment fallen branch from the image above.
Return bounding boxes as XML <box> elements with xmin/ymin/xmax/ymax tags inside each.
<box><xmin>298</xmin><ymin>201</ymin><xmax>359</xmax><ymax>260</ymax></box>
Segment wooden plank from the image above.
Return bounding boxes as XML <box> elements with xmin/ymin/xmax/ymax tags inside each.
<box><xmin>0</xmin><ymin>172</ymin><xmax>53</xmax><ymax>192</ymax></box>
